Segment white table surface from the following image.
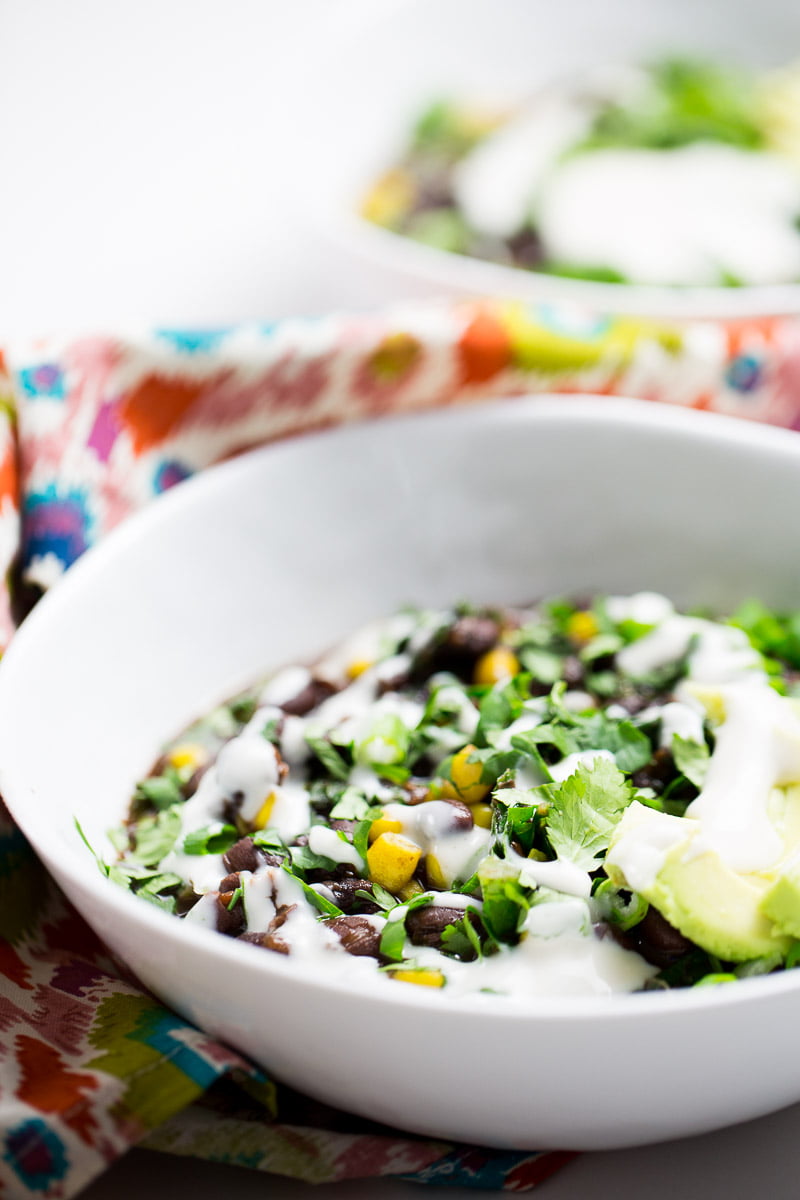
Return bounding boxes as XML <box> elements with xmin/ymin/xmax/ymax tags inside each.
<box><xmin>3</xmin><ymin>2</ymin><xmax>800</xmax><ymax>1196</ymax></box>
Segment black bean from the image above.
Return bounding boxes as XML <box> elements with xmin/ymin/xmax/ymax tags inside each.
<box><xmin>616</xmin><ymin>906</ymin><xmax>696</xmax><ymax>969</ymax></box>
<box><xmin>406</xmin><ymin>906</ymin><xmax>481</xmax><ymax>958</ymax></box>
<box><xmin>377</xmin><ymin>664</ymin><xmax>411</xmax><ymax>695</ymax></box>
<box><xmin>239</xmin><ymin>903</ymin><xmax>296</xmax><ymax>954</ymax></box>
<box><xmin>216</xmin><ymin>890</ymin><xmax>245</xmax><ymax>937</ymax></box>
<box><xmin>631</xmin><ymin>748</ymin><xmax>675</xmax><ymax>795</ymax></box>
<box><xmin>329</xmin><ymin>818</ymin><xmax>357</xmax><ymax>837</ymax></box>
<box><xmin>414</xmin><ymin>614</ymin><xmax>500</xmax><ymax>681</ymax></box>
<box><xmin>326</xmin><ymin>915</ymin><xmax>382</xmax><ymax>958</ymax></box>
<box><xmin>319</xmin><ymin>877</ymin><xmax>380</xmax><ymax>914</ymax></box>
<box><xmin>450</xmin><ymin>616</ymin><xmax>501</xmax><ymax>654</ymax></box>
<box><xmin>404</xmin><ymin>781</ymin><xmax>432</xmax><ymax>805</ymax></box>
<box><xmin>182</xmin><ymin>762</ymin><xmax>210</xmax><ymax>800</ymax></box>
<box><xmin>223</xmin><ymin>836</ymin><xmax>283</xmax><ymax>874</ymax></box>
<box><xmin>439</xmin><ymin>798</ymin><xmax>475</xmax><ymax>832</ymax></box>
<box><xmin>506</xmin><ymin>225</ymin><xmax>545</xmax><ymax>270</ymax></box>
<box><xmin>281</xmin><ymin>679</ymin><xmax>335</xmax><ymax>717</ymax></box>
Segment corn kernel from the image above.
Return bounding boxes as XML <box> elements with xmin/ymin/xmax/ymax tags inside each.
<box><xmin>566</xmin><ymin>611</ymin><xmax>599</xmax><ymax>644</ymax></box>
<box><xmin>368</xmin><ymin>815</ymin><xmax>404</xmax><ymax>844</ymax></box>
<box><xmin>252</xmin><ymin>793</ymin><xmax>276</xmax><ymax>830</ymax></box>
<box><xmin>167</xmin><ymin>743</ymin><xmax>208</xmax><ymax>772</ymax></box>
<box><xmin>398</xmin><ymin>878</ymin><xmax>425</xmax><ymax>902</ymax></box>
<box><xmin>346</xmin><ymin>657</ymin><xmax>373</xmax><ymax>680</ymax></box>
<box><xmin>367</xmin><ymin>832</ymin><xmax>421</xmax><ymax>892</ymax></box>
<box><xmin>360</xmin><ymin>168</ymin><xmax>416</xmax><ymax>227</ymax></box>
<box><xmin>440</xmin><ymin>744</ymin><xmax>490</xmax><ymax>805</ymax></box>
<box><xmin>472</xmin><ymin>802</ymin><xmax>493</xmax><ymax>829</ymax></box>
<box><xmin>473</xmin><ymin>646</ymin><xmax>520</xmax><ymax>686</ymax></box>
<box><xmin>391</xmin><ymin>968</ymin><xmax>445</xmax><ymax>988</ymax></box>
<box><xmin>425</xmin><ymin>853</ymin><xmax>448</xmax><ymax>890</ymax></box>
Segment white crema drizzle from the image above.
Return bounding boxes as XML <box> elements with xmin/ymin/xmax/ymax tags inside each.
<box><xmin>152</xmin><ymin>592</ymin><xmax>792</xmax><ymax>998</ymax></box>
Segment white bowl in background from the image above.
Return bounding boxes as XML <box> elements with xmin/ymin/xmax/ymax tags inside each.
<box><xmin>293</xmin><ymin>0</ymin><xmax>800</xmax><ymax>319</ymax></box>
<box><xmin>3</xmin><ymin>397</ymin><xmax>800</xmax><ymax>1150</ymax></box>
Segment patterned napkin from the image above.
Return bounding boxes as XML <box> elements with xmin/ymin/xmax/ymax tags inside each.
<box><xmin>1</xmin><ymin>298</ymin><xmax>800</xmax><ymax>1198</ymax></box>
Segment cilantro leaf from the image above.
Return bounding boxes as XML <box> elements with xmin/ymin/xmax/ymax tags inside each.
<box><xmin>379</xmin><ymin>916</ymin><xmax>408</xmax><ymax>963</ymax></box>
<box><xmin>517</xmin><ymin>647</ymin><xmax>564</xmax><ymax>687</ymax></box>
<box><xmin>440</xmin><ymin>911</ymin><xmax>483</xmax><ymax>960</ymax></box>
<box><xmin>228</xmin><ymin>694</ymin><xmax>259</xmax><ymax>724</ymax></box>
<box><xmin>305</xmin><ymin>733</ymin><xmax>351</xmax><ymax>781</ymax></box>
<box><xmin>289</xmin><ymin>844</ymin><xmax>337</xmax><ymax>874</ymax></box>
<box><xmin>329</xmin><ymin>788</ymin><xmax>371</xmax><ymax>820</ymax></box>
<box><xmin>183</xmin><ymin>824</ymin><xmax>239</xmax><ymax>856</ymax></box>
<box><xmin>475</xmin><ymin>675</ymin><xmax>530</xmax><ymax>745</ymax></box>
<box><xmin>477</xmin><ymin>857</ymin><xmax>534</xmax><ymax>945</ymax></box>
<box><xmin>352</xmin><ymin>818</ymin><xmax>374</xmax><ymax>864</ymax></box>
<box><xmin>75</xmin><ymin>818</ymin><xmax>111</xmax><ymax>877</ymax></box>
<box><xmin>129</xmin><ymin>808</ymin><xmax>182</xmax><ymax>867</ymax></box>
<box><xmin>512</xmin><ymin>710</ymin><xmax>651</xmax><ymax>775</ymax></box>
<box><xmin>541</xmin><ymin>759</ymin><xmax>636</xmax><ymax>870</ymax></box>
<box><xmin>260</xmin><ymin>716</ymin><xmax>281</xmax><ymax>744</ymax></box>
<box><xmin>356</xmin><ymin>882</ymin><xmax>395</xmax><ymax>911</ymax></box>
<box><xmin>672</xmin><ymin>735</ymin><xmax>710</xmax><ymax>789</ymax></box>
<box><xmin>281</xmin><ymin>864</ymin><xmax>343</xmax><ymax>917</ymax></box>
<box><xmin>134</xmin><ymin>773</ymin><xmax>183</xmax><ymax>810</ymax></box>
<box><xmin>252</xmin><ymin>829</ymin><xmax>289</xmax><ymax>855</ymax></box>
<box><xmin>378</xmin><ymin>893</ymin><xmax>433</xmax><ymax>961</ymax></box>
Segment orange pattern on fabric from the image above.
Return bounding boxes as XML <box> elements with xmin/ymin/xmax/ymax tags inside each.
<box><xmin>119</xmin><ymin>372</ymin><xmax>223</xmax><ymax>454</ymax></box>
<box><xmin>0</xmin><ymin>443</ymin><xmax>16</xmax><ymax>505</ymax></box>
<box><xmin>457</xmin><ymin>310</ymin><xmax>512</xmax><ymax>384</ymax></box>
<box><xmin>15</xmin><ymin>1036</ymin><xmax>100</xmax><ymax>1143</ymax></box>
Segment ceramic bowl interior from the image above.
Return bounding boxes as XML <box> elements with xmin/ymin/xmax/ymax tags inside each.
<box><xmin>294</xmin><ymin>0</ymin><xmax>800</xmax><ymax>318</ymax></box>
<box><xmin>4</xmin><ymin>397</ymin><xmax>800</xmax><ymax>1150</ymax></box>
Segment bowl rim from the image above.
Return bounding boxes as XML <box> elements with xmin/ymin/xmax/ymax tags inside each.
<box><xmin>335</xmin><ymin>216</ymin><xmax>800</xmax><ymax>320</ymax></box>
<box><xmin>5</xmin><ymin>394</ymin><xmax>800</xmax><ymax>1022</ymax></box>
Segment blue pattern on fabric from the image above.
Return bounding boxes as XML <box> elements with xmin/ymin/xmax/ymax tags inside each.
<box><xmin>3</xmin><ymin>1120</ymin><xmax>70</xmax><ymax>1191</ymax></box>
<box><xmin>132</xmin><ymin>1006</ymin><xmax>221</xmax><ymax>1091</ymax></box>
<box><xmin>22</xmin><ymin>484</ymin><xmax>94</xmax><ymax>571</ymax></box>
<box><xmin>725</xmin><ymin>353</ymin><xmax>763</xmax><ymax>393</ymax></box>
<box><xmin>17</xmin><ymin>364</ymin><xmax>66</xmax><ymax>400</ymax></box>
<box><xmin>155</xmin><ymin>329</ymin><xmax>231</xmax><ymax>354</ymax></box>
<box><xmin>153</xmin><ymin>459</ymin><xmax>192</xmax><ymax>494</ymax></box>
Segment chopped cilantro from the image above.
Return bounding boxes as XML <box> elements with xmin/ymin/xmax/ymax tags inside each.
<box><xmin>329</xmin><ymin>788</ymin><xmax>371</xmax><ymax>820</ymax></box>
<box><xmin>671</xmin><ymin>735</ymin><xmax>710</xmax><ymax>789</ymax></box>
<box><xmin>183</xmin><ymin>824</ymin><xmax>239</xmax><ymax>856</ymax></box>
<box><xmin>228</xmin><ymin>694</ymin><xmax>259</xmax><ymax>724</ymax></box>
<box><xmin>305</xmin><ymin>733</ymin><xmax>351</xmax><ymax>781</ymax></box>
<box><xmin>252</xmin><ymin>829</ymin><xmax>289</xmax><ymax>855</ymax></box>
<box><xmin>134</xmin><ymin>773</ymin><xmax>183</xmax><ymax>810</ymax></box>
<box><xmin>281</xmin><ymin>864</ymin><xmax>343</xmax><ymax>917</ymax></box>
<box><xmin>539</xmin><ymin>759</ymin><xmax>636</xmax><ymax>870</ymax></box>
<box><xmin>260</xmin><ymin>716</ymin><xmax>281</xmax><ymax>744</ymax></box>
<box><xmin>379</xmin><ymin>916</ymin><xmax>409</xmax><ymax>962</ymax></box>
<box><xmin>129</xmin><ymin>808</ymin><xmax>182</xmax><ymax>867</ymax></box>
<box><xmin>289</xmin><ymin>844</ymin><xmax>337</xmax><ymax>874</ymax></box>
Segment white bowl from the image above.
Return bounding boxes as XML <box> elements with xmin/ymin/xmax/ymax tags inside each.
<box><xmin>4</xmin><ymin>397</ymin><xmax>800</xmax><ymax>1151</ymax></box>
<box><xmin>295</xmin><ymin>0</ymin><xmax>800</xmax><ymax>319</ymax></box>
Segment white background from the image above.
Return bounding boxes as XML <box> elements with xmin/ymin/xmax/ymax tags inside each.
<box><xmin>3</xmin><ymin>1</ymin><xmax>800</xmax><ymax>1195</ymax></box>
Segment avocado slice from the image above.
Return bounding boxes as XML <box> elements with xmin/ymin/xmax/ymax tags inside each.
<box><xmin>761</xmin><ymin>863</ymin><xmax>800</xmax><ymax>940</ymax></box>
<box><xmin>606</xmin><ymin>801</ymin><xmax>792</xmax><ymax>961</ymax></box>
<box><xmin>646</xmin><ymin>838</ymin><xmax>791</xmax><ymax>961</ymax></box>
